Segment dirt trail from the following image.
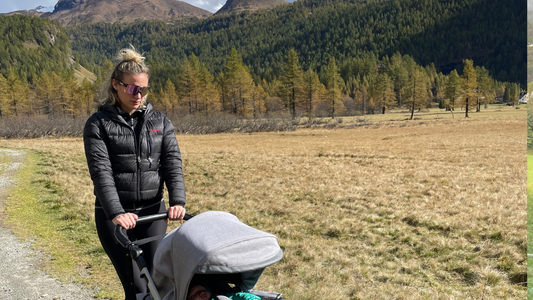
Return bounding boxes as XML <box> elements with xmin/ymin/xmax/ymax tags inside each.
<box><xmin>0</xmin><ymin>148</ymin><xmax>95</xmax><ymax>300</ymax></box>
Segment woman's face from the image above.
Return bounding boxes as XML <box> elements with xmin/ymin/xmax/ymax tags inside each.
<box><xmin>187</xmin><ymin>285</ymin><xmax>211</xmax><ymax>300</ymax></box>
<box><xmin>112</xmin><ymin>72</ymin><xmax>149</xmax><ymax>114</ymax></box>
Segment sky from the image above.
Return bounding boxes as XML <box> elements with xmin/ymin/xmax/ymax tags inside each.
<box><xmin>1</xmin><ymin>0</ymin><xmax>297</xmax><ymax>14</ymax></box>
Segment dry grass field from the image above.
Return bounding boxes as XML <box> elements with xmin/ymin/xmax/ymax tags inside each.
<box><xmin>0</xmin><ymin>108</ymin><xmax>526</xmax><ymax>299</ymax></box>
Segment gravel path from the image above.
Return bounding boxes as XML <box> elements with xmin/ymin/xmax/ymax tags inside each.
<box><xmin>0</xmin><ymin>148</ymin><xmax>95</xmax><ymax>300</ymax></box>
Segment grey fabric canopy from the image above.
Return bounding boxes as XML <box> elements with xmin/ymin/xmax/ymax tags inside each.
<box><xmin>152</xmin><ymin>211</ymin><xmax>283</xmax><ymax>300</ymax></box>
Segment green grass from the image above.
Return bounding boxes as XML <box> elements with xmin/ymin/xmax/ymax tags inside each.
<box><xmin>3</xmin><ymin>150</ymin><xmax>118</xmax><ymax>298</ymax></box>
<box><xmin>527</xmin><ymin>151</ymin><xmax>533</xmax><ymax>300</ymax></box>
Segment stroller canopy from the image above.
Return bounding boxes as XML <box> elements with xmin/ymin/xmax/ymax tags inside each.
<box><xmin>152</xmin><ymin>211</ymin><xmax>283</xmax><ymax>300</ymax></box>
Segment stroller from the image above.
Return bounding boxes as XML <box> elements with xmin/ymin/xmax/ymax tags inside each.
<box><xmin>115</xmin><ymin>211</ymin><xmax>285</xmax><ymax>300</ymax></box>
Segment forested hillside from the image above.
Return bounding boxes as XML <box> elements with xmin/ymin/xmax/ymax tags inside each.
<box><xmin>528</xmin><ymin>10</ymin><xmax>533</xmax><ymax>83</ymax></box>
<box><xmin>0</xmin><ymin>15</ymin><xmax>72</xmax><ymax>82</ymax></box>
<box><xmin>67</xmin><ymin>0</ymin><xmax>525</xmax><ymax>89</ymax></box>
<box><xmin>0</xmin><ymin>15</ymin><xmax>95</xmax><ymax>118</ymax></box>
<box><xmin>0</xmin><ymin>0</ymin><xmax>525</xmax><ymax>124</ymax></box>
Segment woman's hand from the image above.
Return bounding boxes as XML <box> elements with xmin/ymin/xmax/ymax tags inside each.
<box><xmin>168</xmin><ymin>205</ymin><xmax>186</xmax><ymax>221</ymax></box>
<box><xmin>112</xmin><ymin>213</ymin><xmax>138</xmax><ymax>229</ymax></box>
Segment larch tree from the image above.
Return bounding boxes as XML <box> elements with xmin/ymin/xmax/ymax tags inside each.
<box><xmin>34</xmin><ymin>71</ymin><xmax>62</xmax><ymax>116</ymax></box>
<box><xmin>460</xmin><ymin>59</ymin><xmax>477</xmax><ymax>118</ymax></box>
<box><xmin>0</xmin><ymin>74</ymin><xmax>8</xmax><ymax>117</ymax></box>
<box><xmin>198</xmin><ymin>63</ymin><xmax>220</xmax><ymax>112</ymax></box>
<box><xmin>57</xmin><ymin>76</ymin><xmax>79</xmax><ymax>117</ymax></box>
<box><xmin>369</xmin><ymin>72</ymin><xmax>395</xmax><ymax>114</ymax></box>
<box><xmin>79</xmin><ymin>78</ymin><xmax>95</xmax><ymax>115</ymax></box>
<box><xmin>404</xmin><ymin>67</ymin><xmax>430</xmax><ymax>120</ymax></box>
<box><xmin>280</xmin><ymin>49</ymin><xmax>304</xmax><ymax>119</ymax></box>
<box><xmin>506</xmin><ymin>82</ymin><xmax>520</xmax><ymax>105</ymax></box>
<box><xmin>359</xmin><ymin>76</ymin><xmax>370</xmax><ymax>115</ymax></box>
<box><xmin>250</xmin><ymin>83</ymin><xmax>266</xmax><ymax>118</ymax></box>
<box><xmin>3</xmin><ymin>69</ymin><xmax>32</xmax><ymax>116</ymax></box>
<box><xmin>158</xmin><ymin>79</ymin><xmax>179</xmax><ymax>116</ymax></box>
<box><xmin>434</xmin><ymin>72</ymin><xmax>446</xmax><ymax>109</ymax></box>
<box><xmin>475</xmin><ymin>66</ymin><xmax>494</xmax><ymax>111</ymax></box>
<box><xmin>302</xmin><ymin>68</ymin><xmax>321</xmax><ymax>117</ymax></box>
<box><xmin>445</xmin><ymin>69</ymin><xmax>461</xmax><ymax>117</ymax></box>
<box><xmin>389</xmin><ymin>53</ymin><xmax>410</xmax><ymax>107</ymax></box>
<box><xmin>179</xmin><ymin>54</ymin><xmax>201</xmax><ymax>114</ymax></box>
<box><xmin>323</xmin><ymin>57</ymin><xmax>345</xmax><ymax>118</ymax></box>
<box><xmin>221</xmin><ymin>49</ymin><xmax>255</xmax><ymax>116</ymax></box>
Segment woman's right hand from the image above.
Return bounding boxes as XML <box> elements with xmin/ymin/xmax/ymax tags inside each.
<box><xmin>112</xmin><ymin>213</ymin><xmax>138</xmax><ymax>229</ymax></box>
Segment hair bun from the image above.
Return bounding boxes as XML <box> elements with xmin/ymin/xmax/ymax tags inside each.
<box><xmin>117</xmin><ymin>45</ymin><xmax>145</xmax><ymax>64</ymax></box>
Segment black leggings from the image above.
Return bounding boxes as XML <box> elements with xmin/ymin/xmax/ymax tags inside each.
<box><xmin>95</xmin><ymin>201</ymin><xmax>167</xmax><ymax>300</ymax></box>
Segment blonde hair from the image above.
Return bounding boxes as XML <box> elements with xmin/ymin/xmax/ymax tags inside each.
<box><xmin>101</xmin><ymin>45</ymin><xmax>151</xmax><ymax>106</ymax></box>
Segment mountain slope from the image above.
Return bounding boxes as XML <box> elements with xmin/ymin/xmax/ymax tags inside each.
<box><xmin>68</xmin><ymin>0</ymin><xmax>525</xmax><ymax>87</ymax></box>
<box><xmin>0</xmin><ymin>14</ymin><xmax>72</xmax><ymax>82</ymax></box>
<box><xmin>0</xmin><ymin>9</ymin><xmax>46</xmax><ymax>18</ymax></box>
<box><xmin>215</xmin><ymin>0</ymin><xmax>288</xmax><ymax>15</ymax></box>
<box><xmin>43</xmin><ymin>0</ymin><xmax>212</xmax><ymax>26</ymax></box>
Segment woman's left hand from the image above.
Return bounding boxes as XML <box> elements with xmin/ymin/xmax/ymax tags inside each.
<box><xmin>167</xmin><ymin>205</ymin><xmax>186</xmax><ymax>221</ymax></box>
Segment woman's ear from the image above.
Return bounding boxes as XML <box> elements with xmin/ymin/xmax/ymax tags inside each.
<box><xmin>112</xmin><ymin>79</ymin><xmax>118</xmax><ymax>91</ymax></box>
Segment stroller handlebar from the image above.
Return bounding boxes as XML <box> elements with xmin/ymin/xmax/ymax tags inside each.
<box><xmin>136</xmin><ymin>212</ymin><xmax>194</xmax><ymax>225</ymax></box>
<box><xmin>114</xmin><ymin>212</ymin><xmax>194</xmax><ymax>248</ymax></box>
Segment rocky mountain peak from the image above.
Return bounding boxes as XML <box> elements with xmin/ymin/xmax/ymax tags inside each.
<box><xmin>215</xmin><ymin>0</ymin><xmax>288</xmax><ymax>15</ymax></box>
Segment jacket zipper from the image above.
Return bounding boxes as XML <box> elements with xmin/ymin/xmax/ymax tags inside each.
<box><xmin>146</xmin><ymin>130</ymin><xmax>152</xmax><ymax>168</ymax></box>
<box><xmin>129</xmin><ymin>118</ymin><xmax>144</xmax><ymax>206</ymax></box>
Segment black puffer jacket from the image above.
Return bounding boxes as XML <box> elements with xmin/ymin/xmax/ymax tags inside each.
<box><xmin>83</xmin><ymin>103</ymin><xmax>186</xmax><ymax>220</ymax></box>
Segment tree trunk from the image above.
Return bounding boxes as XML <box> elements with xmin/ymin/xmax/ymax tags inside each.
<box><xmin>465</xmin><ymin>98</ymin><xmax>469</xmax><ymax>118</ymax></box>
<box><xmin>291</xmin><ymin>88</ymin><xmax>296</xmax><ymax>119</ymax></box>
<box><xmin>410</xmin><ymin>100</ymin><xmax>415</xmax><ymax>120</ymax></box>
<box><xmin>362</xmin><ymin>95</ymin><xmax>366</xmax><ymax>115</ymax></box>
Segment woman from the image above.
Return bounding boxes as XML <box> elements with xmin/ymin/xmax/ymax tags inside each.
<box><xmin>83</xmin><ymin>47</ymin><xmax>186</xmax><ymax>299</ymax></box>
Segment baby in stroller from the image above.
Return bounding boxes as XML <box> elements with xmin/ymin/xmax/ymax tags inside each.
<box><xmin>116</xmin><ymin>211</ymin><xmax>284</xmax><ymax>300</ymax></box>
<box><xmin>187</xmin><ymin>275</ymin><xmax>260</xmax><ymax>300</ymax></box>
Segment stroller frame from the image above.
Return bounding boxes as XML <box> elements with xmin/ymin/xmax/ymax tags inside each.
<box><xmin>114</xmin><ymin>212</ymin><xmax>284</xmax><ymax>300</ymax></box>
<box><xmin>115</xmin><ymin>213</ymin><xmax>182</xmax><ymax>300</ymax></box>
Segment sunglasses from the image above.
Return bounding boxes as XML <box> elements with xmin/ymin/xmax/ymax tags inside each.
<box><xmin>116</xmin><ymin>80</ymin><xmax>150</xmax><ymax>97</ymax></box>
